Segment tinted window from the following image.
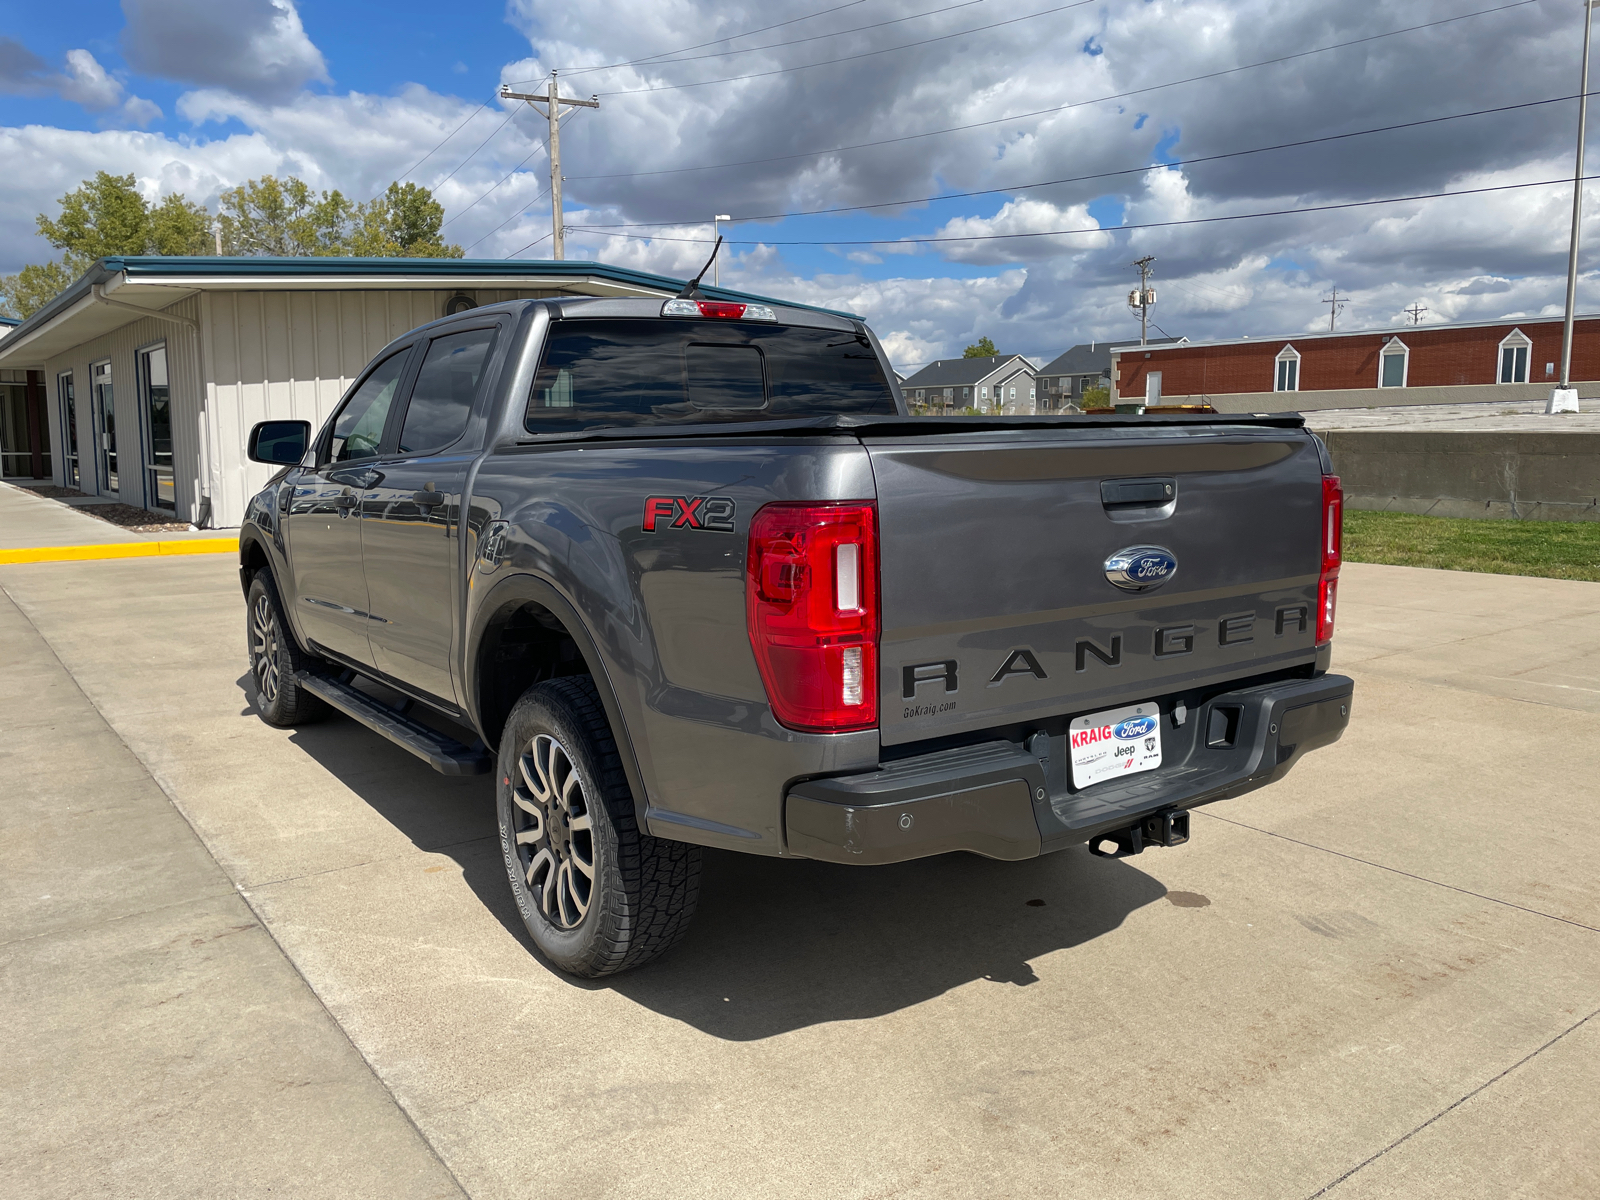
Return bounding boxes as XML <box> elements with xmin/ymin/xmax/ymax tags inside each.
<box><xmin>525</xmin><ymin>319</ymin><xmax>895</xmax><ymax>432</ymax></box>
<box><xmin>399</xmin><ymin>326</ymin><xmax>498</xmax><ymax>454</ymax></box>
<box><xmin>330</xmin><ymin>348</ymin><xmax>408</xmax><ymax>462</ymax></box>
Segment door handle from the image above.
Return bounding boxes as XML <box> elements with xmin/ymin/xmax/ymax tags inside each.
<box><xmin>335</xmin><ymin>489</ymin><xmax>358</xmax><ymax>509</ymax></box>
<box><xmin>413</xmin><ymin>488</ymin><xmax>444</xmax><ymax>508</ymax></box>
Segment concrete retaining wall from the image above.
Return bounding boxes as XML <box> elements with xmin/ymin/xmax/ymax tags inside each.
<box><xmin>1202</xmin><ymin>381</ymin><xmax>1600</xmax><ymax>412</ymax></box>
<box><xmin>1323</xmin><ymin>431</ymin><xmax>1600</xmax><ymax>522</ymax></box>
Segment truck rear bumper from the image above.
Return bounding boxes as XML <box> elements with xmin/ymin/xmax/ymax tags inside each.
<box><xmin>784</xmin><ymin>672</ymin><xmax>1353</xmax><ymax>865</ymax></box>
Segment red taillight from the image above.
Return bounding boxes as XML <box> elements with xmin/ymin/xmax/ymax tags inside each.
<box><xmin>697</xmin><ymin>300</ymin><xmax>747</xmax><ymax>319</ymax></box>
<box><xmin>1317</xmin><ymin>475</ymin><xmax>1343</xmax><ymax>645</ymax></box>
<box><xmin>746</xmin><ymin>502</ymin><xmax>878</xmax><ymax>732</ymax></box>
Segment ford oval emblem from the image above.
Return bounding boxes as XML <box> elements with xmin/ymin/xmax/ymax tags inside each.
<box><xmin>1113</xmin><ymin>715</ymin><xmax>1158</xmax><ymax>740</ymax></box>
<box><xmin>1104</xmin><ymin>545</ymin><xmax>1178</xmax><ymax>592</ymax></box>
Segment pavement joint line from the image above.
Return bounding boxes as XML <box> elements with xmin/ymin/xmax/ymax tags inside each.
<box><xmin>241</xmin><ymin>834</ymin><xmax>496</xmax><ymax>894</ymax></box>
<box><xmin>1303</xmin><ymin>1003</ymin><xmax>1600</xmax><ymax>1198</ymax></box>
<box><xmin>1199</xmin><ymin>811</ymin><xmax>1600</xmax><ymax>934</ymax></box>
<box><xmin>0</xmin><ymin>579</ymin><xmax>473</xmax><ymax>1199</ymax></box>
<box><xmin>0</xmin><ymin>538</ymin><xmax>235</xmax><ymax>566</ymax></box>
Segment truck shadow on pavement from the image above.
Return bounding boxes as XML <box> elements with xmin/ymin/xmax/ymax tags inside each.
<box><xmin>271</xmin><ymin>688</ymin><xmax>1169</xmax><ymax>1042</ymax></box>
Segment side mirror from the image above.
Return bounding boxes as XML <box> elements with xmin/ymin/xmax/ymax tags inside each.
<box><xmin>248</xmin><ymin>420</ymin><xmax>311</xmax><ymax>466</ymax></box>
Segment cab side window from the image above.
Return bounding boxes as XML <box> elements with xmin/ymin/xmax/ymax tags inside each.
<box><xmin>397</xmin><ymin>326</ymin><xmax>499</xmax><ymax>455</ymax></box>
<box><xmin>328</xmin><ymin>348</ymin><xmax>409</xmax><ymax>463</ymax></box>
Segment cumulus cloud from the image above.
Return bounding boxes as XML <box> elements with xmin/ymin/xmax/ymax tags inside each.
<box><xmin>121</xmin><ymin>0</ymin><xmax>330</xmax><ymax>103</ymax></box>
<box><xmin>0</xmin><ymin>42</ymin><xmax>162</xmax><ymax>127</ymax></box>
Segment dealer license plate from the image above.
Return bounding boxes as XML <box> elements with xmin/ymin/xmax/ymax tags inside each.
<box><xmin>1069</xmin><ymin>701</ymin><xmax>1163</xmax><ymax>789</ymax></box>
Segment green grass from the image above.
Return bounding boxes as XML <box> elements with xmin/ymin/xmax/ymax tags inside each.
<box><xmin>1343</xmin><ymin>510</ymin><xmax>1600</xmax><ymax>582</ymax></box>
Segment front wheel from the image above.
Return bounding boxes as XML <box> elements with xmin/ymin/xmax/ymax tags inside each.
<box><xmin>246</xmin><ymin>570</ymin><xmax>327</xmax><ymax>727</ymax></box>
<box><xmin>497</xmin><ymin>677</ymin><xmax>700</xmax><ymax>977</ymax></box>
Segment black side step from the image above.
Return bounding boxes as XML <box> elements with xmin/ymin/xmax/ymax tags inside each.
<box><xmin>300</xmin><ymin>674</ymin><xmax>492</xmax><ymax>776</ymax></box>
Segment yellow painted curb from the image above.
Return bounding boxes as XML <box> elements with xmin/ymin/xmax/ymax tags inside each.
<box><xmin>0</xmin><ymin>537</ymin><xmax>237</xmax><ymax>566</ymax></box>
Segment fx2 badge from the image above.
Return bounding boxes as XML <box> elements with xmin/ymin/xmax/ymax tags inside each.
<box><xmin>643</xmin><ymin>495</ymin><xmax>736</xmax><ymax>533</ymax></box>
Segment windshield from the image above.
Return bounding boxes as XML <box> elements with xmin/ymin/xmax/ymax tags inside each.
<box><xmin>525</xmin><ymin>318</ymin><xmax>896</xmax><ymax>432</ymax></box>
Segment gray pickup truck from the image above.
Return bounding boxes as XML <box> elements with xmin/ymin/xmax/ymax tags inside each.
<box><xmin>240</xmin><ymin>284</ymin><xmax>1353</xmax><ymax>977</ymax></box>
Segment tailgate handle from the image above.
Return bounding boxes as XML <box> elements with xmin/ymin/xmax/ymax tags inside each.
<box><xmin>1101</xmin><ymin>477</ymin><xmax>1175</xmax><ymax>507</ymax></box>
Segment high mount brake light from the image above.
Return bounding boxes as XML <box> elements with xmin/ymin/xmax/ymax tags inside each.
<box><xmin>1317</xmin><ymin>474</ymin><xmax>1343</xmax><ymax>646</ymax></box>
<box><xmin>746</xmin><ymin>502</ymin><xmax>878</xmax><ymax>732</ymax></box>
<box><xmin>660</xmin><ymin>298</ymin><xmax>778</xmax><ymax>321</ymax></box>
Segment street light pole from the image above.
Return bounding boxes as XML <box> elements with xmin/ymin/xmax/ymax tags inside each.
<box><xmin>713</xmin><ymin>215</ymin><xmax>731</xmax><ymax>285</ymax></box>
<box><xmin>1555</xmin><ymin>0</ymin><xmax>1597</xmax><ymax>411</ymax></box>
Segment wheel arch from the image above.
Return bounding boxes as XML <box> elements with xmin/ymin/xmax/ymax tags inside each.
<box><xmin>468</xmin><ymin>573</ymin><xmax>648</xmax><ymax>822</ymax></box>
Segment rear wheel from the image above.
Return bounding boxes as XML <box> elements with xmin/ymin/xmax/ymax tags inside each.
<box><xmin>246</xmin><ymin>570</ymin><xmax>327</xmax><ymax>727</ymax></box>
<box><xmin>497</xmin><ymin>676</ymin><xmax>700</xmax><ymax>977</ymax></box>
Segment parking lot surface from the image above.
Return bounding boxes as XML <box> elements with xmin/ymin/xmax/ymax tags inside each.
<box><xmin>2</xmin><ymin>555</ymin><xmax>1597</xmax><ymax>1199</ymax></box>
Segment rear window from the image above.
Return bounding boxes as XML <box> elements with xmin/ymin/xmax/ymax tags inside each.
<box><xmin>524</xmin><ymin>318</ymin><xmax>896</xmax><ymax>432</ymax></box>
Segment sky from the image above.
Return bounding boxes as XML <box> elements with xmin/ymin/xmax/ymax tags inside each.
<box><xmin>1</xmin><ymin>0</ymin><xmax>1595</xmax><ymax>372</ymax></box>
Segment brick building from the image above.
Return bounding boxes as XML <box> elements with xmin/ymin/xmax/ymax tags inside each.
<box><xmin>1112</xmin><ymin>314</ymin><xmax>1600</xmax><ymax>411</ymax></box>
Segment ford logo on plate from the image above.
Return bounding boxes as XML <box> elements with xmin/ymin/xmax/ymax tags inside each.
<box><xmin>1113</xmin><ymin>715</ymin><xmax>1158</xmax><ymax>740</ymax></box>
<box><xmin>1104</xmin><ymin>545</ymin><xmax>1178</xmax><ymax>592</ymax></box>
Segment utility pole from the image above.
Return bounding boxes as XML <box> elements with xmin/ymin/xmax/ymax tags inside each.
<box><xmin>500</xmin><ymin>73</ymin><xmax>599</xmax><ymax>260</ymax></box>
<box><xmin>713</xmin><ymin>214</ymin><xmax>731</xmax><ymax>285</ymax></box>
<box><xmin>1555</xmin><ymin>0</ymin><xmax>1597</xmax><ymax>410</ymax></box>
<box><xmin>1129</xmin><ymin>255</ymin><xmax>1156</xmax><ymax>346</ymax></box>
<box><xmin>1322</xmin><ymin>287</ymin><xmax>1349</xmax><ymax>332</ymax></box>
<box><xmin>1404</xmin><ymin>302</ymin><xmax>1428</xmax><ymax>325</ymax></box>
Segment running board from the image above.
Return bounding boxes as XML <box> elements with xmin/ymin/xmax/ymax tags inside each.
<box><xmin>300</xmin><ymin>674</ymin><xmax>492</xmax><ymax>776</ymax></box>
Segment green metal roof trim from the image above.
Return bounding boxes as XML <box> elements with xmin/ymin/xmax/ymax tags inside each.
<box><xmin>4</xmin><ymin>255</ymin><xmax>858</xmax><ymax>348</ymax></box>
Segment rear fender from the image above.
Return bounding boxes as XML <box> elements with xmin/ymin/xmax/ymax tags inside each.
<box><xmin>466</xmin><ymin>572</ymin><xmax>647</xmax><ymax>825</ymax></box>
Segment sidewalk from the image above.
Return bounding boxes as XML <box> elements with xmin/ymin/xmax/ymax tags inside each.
<box><xmin>0</xmin><ymin>482</ymin><xmax>233</xmax><ymax>562</ymax></box>
<box><xmin>0</xmin><ymin>582</ymin><xmax>464</xmax><ymax>1199</ymax></box>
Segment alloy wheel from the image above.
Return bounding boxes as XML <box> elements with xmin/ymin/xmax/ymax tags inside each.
<box><xmin>512</xmin><ymin>733</ymin><xmax>595</xmax><ymax>928</ymax></box>
<box><xmin>250</xmin><ymin>593</ymin><xmax>281</xmax><ymax>704</ymax></box>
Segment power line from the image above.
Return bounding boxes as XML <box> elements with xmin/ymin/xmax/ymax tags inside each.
<box><xmin>505</xmin><ymin>230</ymin><xmax>554</xmax><ymax>259</ymax></box>
<box><xmin>429</xmin><ymin>108</ymin><xmax>521</xmax><ymax>191</ymax></box>
<box><xmin>557</xmin><ymin>0</ymin><xmax>986</xmax><ymax>77</ymax></box>
<box><xmin>589</xmin><ymin>0</ymin><xmax>1096</xmax><ymax>96</ymax></box>
<box><xmin>571</xmin><ymin>92</ymin><xmax>1587</xmax><ymax>230</ymax></box>
<box><xmin>393</xmin><ymin>98</ymin><xmax>492</xmax><ymax>185</ymax></box>
<box><xmin>463</xmin><ymin>185</ymin><xmax>552</xmax><ymax>254</ymax></box>
<box><xmin>440</xmin><ymin>125</ymin><xmax>555</xmax><ymax>231</ymax></box>
<box><xmin>565</xmin><ymin>0</ymin><xmax>1539</xmax><ymax>181</ymax></box>
<box><xmin>540</xmin><ymin>0</ymin><xmax>871</xmax><ymax>78</ymax></box>
<box><xmin>566</xmin><ymin>173</ymin><xmax>1600</xmax><ymax>247</ymax></box>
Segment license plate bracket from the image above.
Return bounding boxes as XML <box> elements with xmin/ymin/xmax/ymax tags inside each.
<box><xmin>1069</xmin><ymin>701</ymin><xmax>1163</xmax><ymax>789</ymax></box>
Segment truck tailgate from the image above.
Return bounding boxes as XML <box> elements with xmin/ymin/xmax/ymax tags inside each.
<box><xmin>865</xmin><ymin>425</ymin><xmax>1325</xmax><ymax>747</ymax></box>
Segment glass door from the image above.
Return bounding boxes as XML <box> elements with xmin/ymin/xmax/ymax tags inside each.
<box><xmin>92</xmin><ymin>360</ymin><xmax>116</xmax><ymax>493</ymax></box>
<box><xmin>138</xmin><ymin>345</ymin><xmax>174</xmax><ymax>510</ymax></box>
<box><xmin>58</xmin><ymin>372</ymin><xmax>79</xmax><ymax>490</ymax></box>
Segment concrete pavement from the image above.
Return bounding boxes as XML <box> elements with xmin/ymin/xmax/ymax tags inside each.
<box><xmin>1</xmin><ymin>555</ymin><xmax>1596</xmax><ymax>1198</ymax></box>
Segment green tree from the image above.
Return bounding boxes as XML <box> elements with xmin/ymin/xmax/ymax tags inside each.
<box><xmin>350</xmin><ymin>182</ymin><xmax>463</xmax><ymax>257</ymax></box>
<box><xmin>0</xmin><ymin>261</ymin><xmax>77</xmax><ymax>320</ymax></box>
<box><xmin>217</xmin><ymin>176</ymin><xmax>354</xmax><ymax>256</ymax></box>
<box><xmin>149</xmin><ymin>193</ymin><xmax>216</xmax><ymax>256</ymax></box>
<box><xmin>36</xmin><ymin>171</ymin><xmax>154</xmax><ymax>262</ymax></box>
<box><xmin>1081</xmin><ymin>384</ymin><xmax>1111</xmax><ymax>409</ymax></box>
<box><xmin>963</xmin><ymin>337</ymin><xmax>997</xmax><ymax>358</ymax></box>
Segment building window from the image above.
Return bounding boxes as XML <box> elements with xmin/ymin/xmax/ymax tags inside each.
<box><xmin>92</xmin><ymin>360</ymin><xmax>117</xmax><ymax>492</ymax></box>
<box><xmin>58</xmin><ymin>372</ymin><xmax>78</xmax><ymax>490</ymax></box>
<box><xmin>962</xmin><ymin>386</ymin><xmax>970</xmax><ymax>400</ymax></box>
<box><xmin>1498</xmin><ymin>329</ymin><xmax>1531</xmax><ymax>384</ymax></box>
<box><xmin>138</xmin><ymin>344</ymin><xmax>174</xmax><ymax>511</ymax></box>
<box><xmin>1275</xmin><ymin>345</ymin><xmax>1300</xmax><ymax>392</ymax></box>
<box><xmin>1378</xmin><ymin>338</ymin><xmax>1408</xmax><ymax>388</ymax></box>
<box><xmin>1008</xmin><ymin>386</ymin><xmax>1016</xmax><ymax>399</ymax></box>
<box><xmin>980</xmin><ymin>386</ymin><xmax>987</xmax><ymax>399</ymax></box>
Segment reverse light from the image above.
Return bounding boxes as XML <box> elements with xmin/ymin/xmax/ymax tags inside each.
<box><xmin>746</xmin><ymin>502</ymin><xmax>879</xmax><ymax>732</ymax></box>
<box><xmin>1316</xmin><ymin>474</ymin><xmax>1343</xmax><ymax>645</ymax></box>
<box><xmin>660</xmin><ymin>298</ymin><xmax>778</xmax><ymax>321</ymax></box>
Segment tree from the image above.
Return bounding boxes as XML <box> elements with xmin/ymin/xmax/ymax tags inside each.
<box><xmin>1081</xmin><ymin>384</ymin><xmax>1111</xmax><ymax>409</ymax></box>
<box><xmin>0</xmin><ymin>261</ymin><xmax>76</xmax><ymax>320</ymax></box>
<box><xmin>963</xmin><ymin>337</ymin><xmax>997</xmax><ymax>358</ymax></box>
<box><xmin>219</xmin><ymin>176</ymin><xmax>462</xmax><ymax>258</ymax></box>
<box><xmin>37</xmin><ymin>171</ymin><xmax>155</xmax><ymax>262</ymax></box>
<box><xmin>149</xmin><ymin>193</ymin><xmax>217</xmax><ymax>256</ymax></box>
<box><xmin>350</xmin><ymin>182</ymin><xmax>463</xmax><ymax>258</ymax></box>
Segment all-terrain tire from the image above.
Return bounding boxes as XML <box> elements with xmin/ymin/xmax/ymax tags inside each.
<box><xmin>246</xmin><ymin>569</ymin><xmax>328</xmax><ymax>727</ymax></box>
<box><xmin>497</xmin><ymin>676</ymin><xmax>701</xmax><ymax>977</ymax></box>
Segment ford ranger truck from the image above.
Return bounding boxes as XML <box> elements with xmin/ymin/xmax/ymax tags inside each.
<box><xmin>239</xmin><ymin>291</ymin><xmax>1353</xmax><ymax>977</ymax></box>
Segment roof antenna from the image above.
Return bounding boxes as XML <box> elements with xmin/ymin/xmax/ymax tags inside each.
<box><xmin>677</xmin><ymin>236</ymin><xmax>724</xmax><ymax>299</ymax></box>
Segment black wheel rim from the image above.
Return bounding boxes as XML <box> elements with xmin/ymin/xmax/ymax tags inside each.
<box><xmin>250</xmin><ymin>593</ymin><xmax>281</xmax><ymax>704</ymax></box>
<box><xmin>511</xmin><ymin>733</ymin><xmax>595</xmax><ymax>929</ymax></box>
